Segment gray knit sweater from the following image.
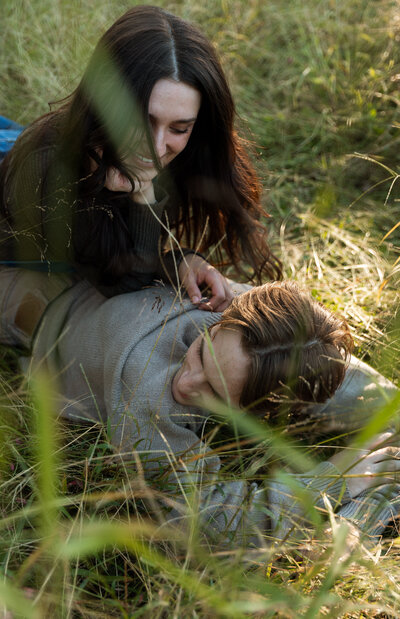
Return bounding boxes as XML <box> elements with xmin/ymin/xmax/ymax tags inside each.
<box><xmin>32</xmin><ymin>281</ymin><xmax>399</xmax><ymax>544</ymax></box>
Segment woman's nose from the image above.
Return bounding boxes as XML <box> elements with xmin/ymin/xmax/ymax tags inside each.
<box><xmin>152</xmin><ymin>127</ymin><xmax>168</xmax><ymax>158</ymax></box>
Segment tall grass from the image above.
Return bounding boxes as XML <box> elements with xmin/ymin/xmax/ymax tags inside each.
<box><xmin>1</xmin><ymin>0</ymin><xmax>400</xmax><ymax>616</ymax></box>
<box><xmin>2</xmin><ymin>371</ymin><xmax>400</xmax><ymax>617</ymax></box>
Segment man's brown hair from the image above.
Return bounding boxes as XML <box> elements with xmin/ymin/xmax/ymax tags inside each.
<box><xmin>217</xmin><ymin>281</ymin><xmax>353</xmax><ymax>418</ymax></box>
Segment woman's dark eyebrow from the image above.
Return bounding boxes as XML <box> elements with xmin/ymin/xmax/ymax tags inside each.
<box><xmin>174</xmin><ymin>117</ymin><xmax>197</xmax><ymax>124</ymax></box>
<box><xmin>200</xmin><ymin>336</ymin><xmax>221</xmax><ymax>400</ymax></box>
<box><xmin>148</xmin><ymin>114</ymin><xmax>197</xmax><ymax>124</ymax></box>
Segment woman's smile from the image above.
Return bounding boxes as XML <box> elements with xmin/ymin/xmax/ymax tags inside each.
<box><xmin>135</xmin><ymin>153</ymin><xmax>153</xmax><ymax>165</ymax></box>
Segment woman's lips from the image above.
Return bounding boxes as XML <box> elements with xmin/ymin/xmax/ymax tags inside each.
<box><xmin>136</xmin><ymin>153</ymin><xmax>153</xmax><ymax>164</ymax></box>
<box><xmin>130</xmin><ymin>152</ymin><xmax>155</xmax><ymax>169</ymax></box>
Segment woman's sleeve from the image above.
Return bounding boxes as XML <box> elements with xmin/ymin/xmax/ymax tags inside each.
<box><xmin>103</xmin><ymin>195</ymin><xmax>206</xmax><ymax>296</ymax></box>
<box><xmin>336</xmin><ymin>485</ymin><xmax>400</xmax><ymax>538</ymax></box>
<box><xmin>267</xmin><ymin>461</ymin><xmax>351</xmax><ymax>539</ymax></box>
<box><xmin>3</xmin><ymin>145</ymin><xmax>74</xmax><ymax>268</ymax></box>
<box><xmin>4</xmin><ymin>148</ymin><xmax>50</xmax><ymax>262</ymax></box>
<box><xmin>152</xmin><ymin>197</ymin><xmax>207</xmax><ymax>287</ymax></box>
<box><xmin>268</xmin><ymin>463</ymin><xmax>400</xmax><ymax>541</ymax></box>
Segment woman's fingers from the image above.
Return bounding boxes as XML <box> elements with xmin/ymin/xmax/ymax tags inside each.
<box><xmin>182</xmin><ymin>269</ymin><xmax>203</xmax><ymax>306</ymax></box>
<box><xmin>89</xmin><ymin>148</ymin><xmax>157</xmax><ymax>198</ymax></box>
<box><xmin>178</xmin><ymin>255</ymin><xmax>234</xmax><ymax>312</ymax></box>
<box><xmin>199</xmin><ymin>269</ymin><xmax>233</xmax><ymax>312</ymax></box>
<box><xmin>105</xmin><ymin>167</ymin><xmax>133</xmax><ymax>192</ymax></box>
<box><xmin>89</xmin><ymin>149</ymin><xmax>133</xmax><ymax>193</ymax></box>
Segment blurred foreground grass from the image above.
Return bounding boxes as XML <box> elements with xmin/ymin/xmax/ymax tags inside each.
<box><xmin>1</xmin><ymin>0</ymin><xmax>400</xmax><ymax>616</ymax></box>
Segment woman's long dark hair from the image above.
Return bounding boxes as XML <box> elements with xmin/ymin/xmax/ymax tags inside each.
<box><xmin>1</xmin><ymin>5</ymin><xmax>282</xmax><ymax>282</ymax></box>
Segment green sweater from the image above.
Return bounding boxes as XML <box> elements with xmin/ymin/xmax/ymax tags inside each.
<box><xmin>31</xmin><ymin>281</ymin><xmax>399</xmax><ymax>545</ymax></box>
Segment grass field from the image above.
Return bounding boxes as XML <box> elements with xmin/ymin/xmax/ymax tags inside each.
<box><xmin>1</xmin><ymin>0</ymin><xmax>400</xmax><ymax>616</ymax></box>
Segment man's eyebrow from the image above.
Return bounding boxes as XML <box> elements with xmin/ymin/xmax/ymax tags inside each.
<box><xmin>200</xmin><ymin>336</ymin><xmax>221</xmax><ymax>400</ymax></box>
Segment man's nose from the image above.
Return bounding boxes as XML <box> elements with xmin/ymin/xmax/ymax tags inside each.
<box><xmin>180</xmin><ymin>368</ymin><xmax>203</xmax><ymax>396</ymax></box>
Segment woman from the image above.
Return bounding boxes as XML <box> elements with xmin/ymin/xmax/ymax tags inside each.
<box><xmin>0</xmin><ymin>5</ymin><xmax>281</xmax><ymax>347</ymax></box>
<box><xmin>29</xmin><ymin>279</ymin><xmax>399</xmax><ymax>545</ymax></box>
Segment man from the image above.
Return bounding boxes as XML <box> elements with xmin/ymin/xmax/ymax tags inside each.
<box><xmin>30</xmin><ymin>279</ymin><xmax>400</xmax><ymax>545</ymax></box>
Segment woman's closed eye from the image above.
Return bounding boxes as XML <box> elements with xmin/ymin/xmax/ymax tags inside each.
<box><xmin>171</xmin><ymin>126</ymin><xmax>190</xmax><ymax>135</ymax></box>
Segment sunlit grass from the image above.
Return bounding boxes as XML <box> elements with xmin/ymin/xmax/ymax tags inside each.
<box><xmin>1</xmin><ymin>0</ymin><xmax>400</xmax><ymax>616</ymax></box>
<box><xmin>1</xmin><ymin>360</ymin><xmax>400</xmax><ymax>617</ymax></box>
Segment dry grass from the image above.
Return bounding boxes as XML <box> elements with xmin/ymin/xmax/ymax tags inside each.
<box><xmin>1</xmin><ymin>0</ymin><xmax>400</xmax><ymax>616</ymax></box>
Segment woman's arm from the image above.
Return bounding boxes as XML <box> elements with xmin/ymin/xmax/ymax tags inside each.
<box><xmin>268</xmin><ymin>439</ymin><xmax>400</xmax><ymax>541</ymax></box>
<box><xmin>103</xmin><ymin>166</ymin><xmax>235</xmax><ymax>309</ymax></box>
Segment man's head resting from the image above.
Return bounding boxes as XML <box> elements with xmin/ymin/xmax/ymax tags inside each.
<box><xmin>172</xmin><ymin>281</ymin><xmax>353</xmax><ymax>419</ymax></box>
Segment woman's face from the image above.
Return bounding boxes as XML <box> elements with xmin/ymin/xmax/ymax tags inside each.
<box><xmin>171</xmin><ymin>327</ymin><xmax>250</xmax><ymax>408</ymax></box>
<box><xmin>125</xmin><ymin>78</ymin><xmax>201</xmax><ymax>183</ymax></box>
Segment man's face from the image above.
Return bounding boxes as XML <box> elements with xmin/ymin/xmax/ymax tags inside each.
<box><xmin>171</xmin><ymin>327</ymin><xmax>250</xmax><ymax>407</ymax></box>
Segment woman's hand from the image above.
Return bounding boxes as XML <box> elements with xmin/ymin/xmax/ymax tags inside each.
<box><xmin>104</xmin><ymin>166</ymin><xmax>133</xmax><ymax>192</ymax></box>
<box><xmin>178</xmin><ymin>254</ymin><xmax>234</xmax><ymax>312</ymax></box>
<box><xmin>330</xmin><ymin>433</ymin><xmax>400</xmax><ymax>498</ymax></box>
<box><xmin>90</xmin><ymin>148</ymin><xmax>156</xmax><ymax>203</ymax></box>
<box><xmin>104</xmin><ymin>168</ymin><xmax>156</xmax><ymax>203</ymax></box>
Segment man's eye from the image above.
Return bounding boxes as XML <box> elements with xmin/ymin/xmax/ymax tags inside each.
<box><xmin>195</xmin><ymin>340</ymin><xmax>202</xmax><ymax>358</ymax></box>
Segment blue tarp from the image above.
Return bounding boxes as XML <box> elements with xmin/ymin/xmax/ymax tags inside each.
<box><xmin>0</xmin><ymin>115</ymin><xmax>24</xmax><ymax>160</ymax></box>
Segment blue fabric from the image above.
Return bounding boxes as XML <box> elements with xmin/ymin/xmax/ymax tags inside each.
<box><xmin>0</xmin><ymin>261</ymin><xmax>75</xmax><ymax>273</ymax></box>
<box><xmin>0</xmin><ymin>115</ymin><xmax>24</xmax><ymax>160</ymax></box>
